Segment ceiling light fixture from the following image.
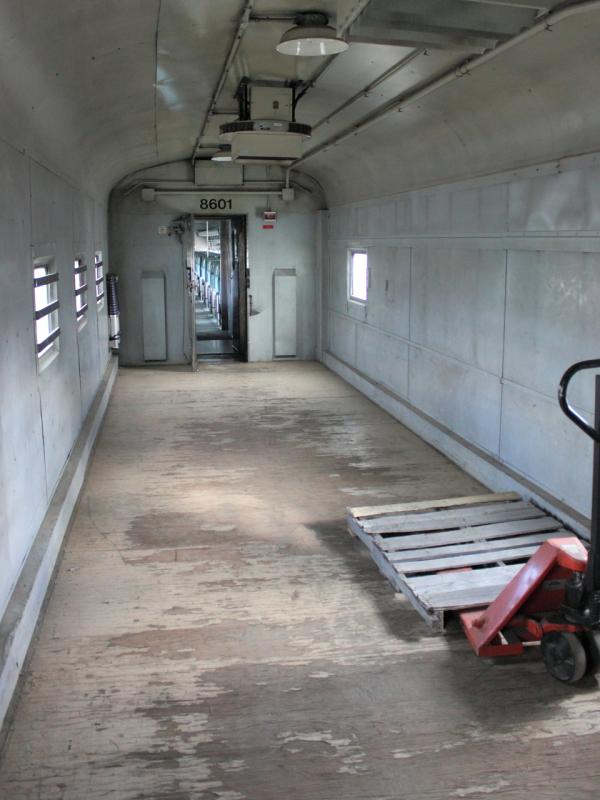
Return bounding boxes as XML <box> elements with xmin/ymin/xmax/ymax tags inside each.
<box><xmin>211</xmin><ymin>145</ymin><xmax>233</xmax><ymax>162</ymax></box>
<box><xmin>276</xmin><ymin>12</ymin><xmax>348</xmax><ymax>57</ymax></box>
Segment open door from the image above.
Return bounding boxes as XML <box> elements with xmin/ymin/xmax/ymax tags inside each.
<box><xmin>231</xmin><ymin>216</ymin><xmax>248</xmax><ymax>362</ymax></box>
<box><xmin>189</xmin><ymin>215</ymin><xmax>247</xmax><ymax>362</ymax></box>
<box><xmin>180</xmin><ymin>214</ymin><xmax>197</xmax><ymax>371</ymax></box>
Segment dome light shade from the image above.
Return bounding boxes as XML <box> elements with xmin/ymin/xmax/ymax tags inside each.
<box><xmin>276</xmin><ymin>24</ymin><xmax>348</xmax><ymax>56</ymax></box>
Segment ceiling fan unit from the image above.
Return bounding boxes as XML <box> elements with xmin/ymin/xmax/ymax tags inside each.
<box><xmin>217</xmin><ymin>80</ymin><xmax>311</xmax><ymax>164</ymax></box>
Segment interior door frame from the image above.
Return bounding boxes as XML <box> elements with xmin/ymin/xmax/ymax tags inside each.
<box><xmin>190</xmin><ymin>214</ymin><xmax>248</xmax><ymax>363</ymax></box>
<box><xmin>181</xmin><ymin>215</ymin><xmax>196</xmax><ymax>370</ymax></box>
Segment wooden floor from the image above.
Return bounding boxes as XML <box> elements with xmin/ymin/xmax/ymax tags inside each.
<box><xmin>1</xmin><ymin>362</ymin><xmax>599</xmax><ymax>799</ymax></box>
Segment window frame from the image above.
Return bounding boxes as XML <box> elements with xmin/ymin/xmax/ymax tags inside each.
<box><xmin>33</xmin><ymin>260</ymin><xmax>60</xmax><ymax>359</ymax></box>
<box><xmin>74</xmin><ymin>256</ymin><xmax>88</xmax><ymax>322</ymax></box>
<box><xmin>94</xmin><ymin>251</ymin><xmax>105</xmax><ymax>304</ymax></box>
<box><xmin>348</xmin><ymin>248</ymin><xmax>369</xmax><ymax>304</ymax></box>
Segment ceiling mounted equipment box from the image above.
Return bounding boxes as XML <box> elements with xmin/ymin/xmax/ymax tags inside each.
<box><xmin>250</xmin><ymin>86</ymin><xmax>293</xmax><ymax>121</ymax></box>
<box><xmin>195</xmin><ymin>162</ymin><xmax>243</xmax><ymax>185</ymax></box>
<box><xmin>220</xmin><ymin>79</ymin><xmax>311</xmax><ymax>163</ymax></box>
<box><xmin>230</xmin><ymin>131</ymin><xmax>305</xmax><ymax>162</ymax></box>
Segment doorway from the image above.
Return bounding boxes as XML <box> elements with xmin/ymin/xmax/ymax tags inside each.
<box><xmin>192</xmin><ymin>216</ymin><xmax>247</xmax><ymax>362</ymax></box>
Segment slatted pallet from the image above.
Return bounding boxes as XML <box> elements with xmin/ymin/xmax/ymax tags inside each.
<box><xmin>347</xmin><ymin>492</ymin><xmax>572</xmax><ymax>631</ymax></box>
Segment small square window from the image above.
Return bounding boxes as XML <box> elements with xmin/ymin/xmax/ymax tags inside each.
<box><xmin>74</xmin><ymin>257</ymin><xmax>88</xmax><ymax>320</ymax></box>
<box><xmin>349</xmin><ymin>250</ymin><xmax>368</xmax><ymax>303</ymax></box>
<box><xmin>95</xmin><ymin>251</ymin><xmax>105</xmax><ymax>303</ymax></box>
<box><xmin>33</xmin><ymin>262</ymin><xmax>60</xmax><ymax>357</ymax></box>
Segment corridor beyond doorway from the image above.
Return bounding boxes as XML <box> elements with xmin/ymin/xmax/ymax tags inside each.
<box><xmin>193</xmin><ymin>217</ymin><xmax>246</xmax><ymax>360</ymax></box>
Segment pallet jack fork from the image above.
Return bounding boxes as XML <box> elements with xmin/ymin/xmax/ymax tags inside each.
<box><xmin>460</xmin><ymin>359</ymin><xmax>600</xmax><ymax>683</ymax></box>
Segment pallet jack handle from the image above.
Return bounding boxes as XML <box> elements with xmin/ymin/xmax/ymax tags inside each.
<box><xmin>558</xmin><ymin>358</ymin><xmax>600</xmax><ymax>594</ymax></box>
<box><xmin>558</xmin><ymin>359</ymin><xmax>600</xmax><ymax>443</ymax></box>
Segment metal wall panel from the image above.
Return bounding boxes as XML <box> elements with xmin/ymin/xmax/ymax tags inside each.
<box><xmin>504</xmin><ymin>250</ymin><xmax>600</xmax><ymax>414</ymax></box>
<box><xmin>328</xmin><ymin>243</ymin><xmax>350</xmax><ymax>316</ymax></box>
<box><xmin>508</xmin><ymin>169</ymin><xmax>600</xmax><ymax>233</ymax></box>
<box><xmin>328</xmin><ymin>311</ymin><xmax>356</xmax><ymax>367</ymax></box>
<box><xmin>367</xmin><ymin>245</ymin><xmax>411</xmax><ymax>340</ymax></box>
<box><xmin>142</xmin><ymin>273</ymin><xmax>167</xmax><ymax>361</ymax></box>
<box><xmin>410</xmin><ymin>246</ymin><xmax>506</xmax><ymax>375</ymax></box>
<box><xmin>378</xmin><ymin>203</ymin><xmax>396</xmax><ymax>237</ymax></box>
<box><xmin>425</xmin><ymin>192</ymin><xmax>451</xmax><ymax>235</ymax></box>
<box><xmin>31</xmin><ymin>162</ymin><xmax>88</xmax><ymax>496</ymax></box>
<box><xmin>408</xmin><ymin>346</ymin><xmax>502</xmax><ymax>455</ymax></box>
<box><xmin>356</xmin><ymin>326</ymin><xmax>409</xmax><ymax>399</ymax></box>
<box><xmin>500</xmin><ymin>382</ymin><xmax>593</xmax><ymax>514</ymax></box>
<box><xmin>0</xmin><ymin>139</ymin><xmax>109</xmax><ymax>621</ymax></box>
<box><xmin>395</xmin><ymin>197</ymin><xmax>412</xmax><ymax>234</ymax></box>
<box><xmin>323</xmin><ymin>156</ymin><xmax>600</xmax><ymax>517</ymax></box>
<box><xmin>273</xmin><ymin>269</ymin><xmax>297</xmax><ymax>358</ymax></box>
<box><xmin>450</xmin><ymin>184</ymin><xmax>508</xmax><ymax>236</ymax></box>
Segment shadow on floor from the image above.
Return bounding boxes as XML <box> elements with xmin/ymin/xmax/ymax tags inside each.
<box><xmin>306</xmin><ymin>518</ymin><xmax>600</xmax><ymax>728</ymax></box>
<box><xmin>306</xmin><ymin>518</ymin><xmax>441</xmax><ymax>644</ymax></box>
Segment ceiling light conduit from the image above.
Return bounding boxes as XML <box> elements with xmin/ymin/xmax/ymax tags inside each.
<box><xmin>312</xmin><ymin>47</ymin><xmax>426</xmax><ymax>132</ymax></box>
<box><xmin>191</xmin><ymin>0</ymin><xmax>256</xmax><ymax>162</ymax></box>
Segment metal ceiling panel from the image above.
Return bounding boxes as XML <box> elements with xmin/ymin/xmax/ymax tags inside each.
<box><xmin>156</xmin><ymin>1</ymin><xmax>245</xmax><ymax>161</ymax></box>
<box><xmin>0</xmin><ymin>0</ymin><xmax>591</xmax><ymax>207</ymax></box>
<box><xmin>0</xmin><ymin>0</ymin><xmax>244</xmax><ymax>197</ymax></box>
<box><xmin>298</xmin><ymin>47</ymin><xmax>458</xmax><ymax>143</ymax></box>
<box><xmin>297</xmin><ymin>44</ymin><xmax>416</xmax><ymax>125</ymax></box>
<box><xmin>305</xmin><ymin>10</ymin><xmax>600</xmax><ymax>204</ymax></box>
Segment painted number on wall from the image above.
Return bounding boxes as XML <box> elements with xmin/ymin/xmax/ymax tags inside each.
<box><xmin>199</xmin><ymin>198</ymin><xmax>233</xmax><ymax>211</ymax></box>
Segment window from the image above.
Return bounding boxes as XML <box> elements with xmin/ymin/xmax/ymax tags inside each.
<box><xmin>33</xmin><ymin>262</ymin><xmax>60</xmax><ymax>357</ymax></box>
<box><xmin>95</xmin><ymin>251</ymin><xmax>105</xmax><ymax>303</ymax></box>
<box><xmin>74</xmin><ymin>257</ymin><xmax>88</xmax><ymax>321</ymax></box>
<box><xmin>349</xmin><ymin>249</ymin><xmax>368</xmax><ymax>303</ymax></box>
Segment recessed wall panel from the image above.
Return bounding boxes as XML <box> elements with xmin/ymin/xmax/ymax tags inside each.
<box><xmin>142</xmin><ymin>272</ymin><xmax>167</xmax><ymax>362</ymax></box>
<box><xmin>273</xmin><ymin>269</ymin><xmax>297</xmax><ymax>358</ymax></box>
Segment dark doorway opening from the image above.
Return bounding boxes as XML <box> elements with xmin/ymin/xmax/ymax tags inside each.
<box><xmin>193</xmin><ymin>216</ymin><xmax>247</xmax><ymax>361</ymax></box>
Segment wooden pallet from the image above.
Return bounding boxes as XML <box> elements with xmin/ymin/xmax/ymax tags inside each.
<box><xmin>347</xmin><ymin>492</ymin><xmax>571</xmax><ymax>631</ymax></box>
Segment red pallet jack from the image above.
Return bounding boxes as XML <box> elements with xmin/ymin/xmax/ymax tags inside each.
<box><xmin>461</xmin><ymin>359</ymin><xmax>600</xmax><ymax>683</ymax></box>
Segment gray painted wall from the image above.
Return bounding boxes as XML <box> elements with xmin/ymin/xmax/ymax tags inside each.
<box><xmin>110</xmin><ymin>162</ymin><xmax>319</xmax><ymax>365</ymax></box>
<box><xmin>0</xmin><ymin>139</ymin><xmax>110</xmax><ymax>620</ymax></box>
<box><xmin>322</xmin><ymin>154</ymin><xmax>600</xmax><ymax>520</ymax></box>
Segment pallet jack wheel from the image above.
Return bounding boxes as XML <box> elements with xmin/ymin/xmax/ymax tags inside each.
<box><xmin>583</xmin><ymin>630</ymin><xmax>600</xmax><ymax>675</ymax></box>
<box><xmin>541</xmin><ymin>632</ymin><xmax>588</xmax><ymax>683</ymax></box>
